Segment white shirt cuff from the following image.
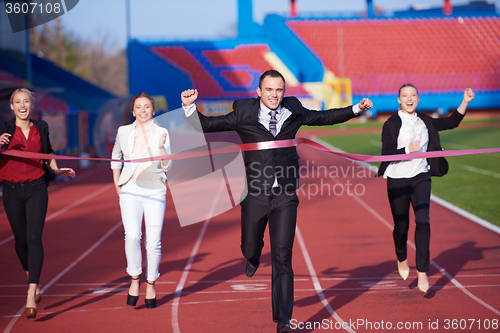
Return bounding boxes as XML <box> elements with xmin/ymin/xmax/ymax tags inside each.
<box><xmin>182</xmin><ymin>103</ymin><xmax>197</xmax><ymax>117</ymax></box>
<box><xmin>352</xmin><ymin>104</ymin><xmax>362</xmax><ymax>115</ymax></box>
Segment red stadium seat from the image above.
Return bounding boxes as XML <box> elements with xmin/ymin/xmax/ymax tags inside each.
<box><xmin>153</xmin><ymin>44</ymin><xmax>312</xmax><ymax>99</ymax></box>
<box><xmin>287</xmin><ymin>16</ymin><xmax>500</xmax><ymax>94</ymax></box>
<box><xmin>152</xmin><ymin>46</ymin><xmax>223</xmax><ymax>98</ymax></box>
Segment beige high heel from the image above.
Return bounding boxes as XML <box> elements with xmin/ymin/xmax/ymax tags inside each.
<box><xmin>417</xmin><ymin>271</ymin><xmax>429</xmax><ymax>292</ymax></box>
<box><xmin>397</xmin><ymin>260</ymin><xmax>410</xmax><ymax>281</ymax></box>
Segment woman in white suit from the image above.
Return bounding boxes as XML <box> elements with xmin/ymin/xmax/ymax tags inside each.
<box><xmin>111</xmin><ymin>92</ymin><xmax>172</xmax><ymax>308</ymax></box>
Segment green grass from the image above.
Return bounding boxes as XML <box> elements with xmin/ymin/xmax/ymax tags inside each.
<box><xmin>318</xmin><ymin>127</ymin><xmax>500</xmax><ymax>226</ymax></box>
<box><xmin>303</xmin><ymin>120</ymin><xmax>383</xmax><ymax>130</ymax></box>
<box><xmin>303</xmin><ymin>117</ymin><xmax>500</xmax><ymax>131</ymax></box>
<box><xmin>461</xmin><ymin>117</ymin><xmax>500</xmax><ymax>124</ymax></box>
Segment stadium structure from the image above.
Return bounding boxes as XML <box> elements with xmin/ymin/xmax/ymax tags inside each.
<box><xmin>129</xmin><ymin>0</ymin><xmax>500</xmax><ymax>118</ymax></box>
<box><xmin>0</xmin><ymin>0</ymin><xmax>499</xmax><ymax>158</ymax></box>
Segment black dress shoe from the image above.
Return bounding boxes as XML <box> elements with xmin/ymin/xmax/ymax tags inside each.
<box><xmin>277</xmin><ymin>319</ymin><xmax>294</xmax><ymax>332</ymax></box>
<box><xmin>245</xmin><ymin>259</ymin><xmax>259</xmax><ymax>277</ymax></box>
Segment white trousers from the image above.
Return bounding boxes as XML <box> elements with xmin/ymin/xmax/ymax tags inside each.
<box><xmin>119</xmin><ymin>181</ymin><xmax>166</xmax><ymax>281</ymax></box>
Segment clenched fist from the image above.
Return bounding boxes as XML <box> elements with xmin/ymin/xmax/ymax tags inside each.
<box><xmin>181</xmin><ymin>89</ymin><xmax>199</xmax><ymax>107</ymax></box>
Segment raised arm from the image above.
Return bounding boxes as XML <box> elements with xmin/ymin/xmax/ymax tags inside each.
<box><xmin>457</xmin><ymin>88</ymin><xmax>475</xmax><ymax>115</ymax></box>
<box><xmin>181</xmin><ymin>89</ymin><xmax>237</xmax><ymax>133</ymax></box>
<box><xmin>181</xmin><ymin>89</ymin><xmax>199</xmax><ymax>108</ymax></box>
<box><xmin>432</xmin><ymin>88</ymin><xmax>474</xmax><ymax>131</ymax></box>
<box><xmin>302</xmin><ymin>97</ymin><xmax>373</xmax><ymax>126</ymax></box>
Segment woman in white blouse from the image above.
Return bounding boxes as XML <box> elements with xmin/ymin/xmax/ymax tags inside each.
<box><xmin>111</xmin><ymin>92</ymin><xmax>172</xmax><ymax>308</ymax></box>
<box><xmin>377</xmin><ymin>84</ymin><xmax>474</xmax><ymax>292</ymax></box>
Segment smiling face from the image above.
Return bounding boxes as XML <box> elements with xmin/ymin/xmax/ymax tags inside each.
<box><xmin>256</xmin><ymin>76</ymin><xmax>285</xmax><ymax>110</ymax></box>
<box><xmin>132</xmin><ymin>96</ymin><xmax>154</xmax><ymax>124</ymax></box>
<box><xmin>10</xmin><ymin>91</ymin><xmax>33</xmax><ymax>121</ymax></box>
<box><xmin>398</xmin><ymin>86</ymin><xmax>419</xmax><ymax>115</ymax></box>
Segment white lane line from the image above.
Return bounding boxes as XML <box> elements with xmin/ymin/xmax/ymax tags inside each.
<box><xmin>52</xmin><ymin>281</ymin><xmax>177</xmax><ymax>286</ymax></box>
<box><xmin>296</xmin><ymin>225</ymin><xmax>356</xmax><ymax>333</ymax></box>
<box><xmin>430</xmin><ymin>195</ymin><xmax>500</xmax><ymax>234</ymax></box>
<box><xmin>0</xmin><ymin>183</ymin><xmax>114</xmax><ymax>247</ymax></box>
<box><xmin>350</xmin><ymin>190</ymin><xmax>500</xmax><ymax>316</ymax></box>
<box><xmin>186</xmin><ymin>278</ymin><xmax>309</xmax><ymax>284</ymax></box>
<box><xmin>429</xmin><ymin>258</ymin><xmax>500</xmax><ymax>316</ymax></box>
<box><xmin>4</xmin><ymin>282</ymin><xmax>500</xmax><ymax>308</ymax></box>
<box><xmin>320</xmin><ymin>273</ymin><xmax>500</xmax><ymax>280</ymax></box>
<box><xmin>173</xmin><ymin>296</ymin><xmax>270</xmax><ymax>306</ymax></box>
<box><xmin>462</xmin><ymin>165</ymin><xmax>500</xmax><ymax>179</ymax></box>
<box><xmin>308</xmin><ymin>137</ymin><xmax>500</xmax><ymax>316</ymax></box>
<box><xmin>171</xmin><ymin>219</ymin><xmax>210</xmax><ymax>333</ymax></box>
<box><xmin>309</xmin><ymin>136</ymin><xmax>499</xmax><ymax>234</ymax></box>
<box><xmin>3</xmin><ymin>220</ymin><xmax>122</xmax><ymax>333</ymax></box>
<box><xmin>171</xmin><ymin>177</ymin><xmax>226</xmax><ymax>333</ymax></box>
<box><xmin>5</xmin><ymin>274</ymin><xmax>500</xmax><ymax>291</ymax></box>
<box><xmin>0</xmin><ymin>297</ymin><xmax>273</xmax><ymax>319</ymax></box>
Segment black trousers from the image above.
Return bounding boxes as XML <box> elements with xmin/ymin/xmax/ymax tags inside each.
<box><xmin>3</xmin><ymin>177</ymin><xmax>48</xmax><ymax>284</ymax></box>
<box><xmin>240</xmin><ymin>188</ymin><xmax>299</xmax><ymax>323</ymax></box>
<box><xmin>387</xmin><ymin>172</ymin><xmax>431</xmax><ymax>272</ymax></box>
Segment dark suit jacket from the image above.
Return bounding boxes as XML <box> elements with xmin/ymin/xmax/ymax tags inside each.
<box><xmin>188</xmin><ymin>96</ymin><xmax>357</xmax><ymax>192</ymax></box>
<box><xmin>0</xmin><ymin>118</ymin><xmax>55</xmax><ymax>185</ymax></box>
<box><xmin>376</xmin><ymin>110</ymin><xmax>465</xmax><ymax>177</ymax></box>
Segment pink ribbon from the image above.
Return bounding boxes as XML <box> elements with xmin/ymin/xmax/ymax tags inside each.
<box><xmin>1</xmin><ymin>138</ymin><xmax>499</xmax><ymax>163</ymax></box>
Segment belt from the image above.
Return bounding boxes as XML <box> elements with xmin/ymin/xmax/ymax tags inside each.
<box><xmin>3</xmin><ymin>177</ymin><xmax>46</xmax><ymax>187</ymax></box>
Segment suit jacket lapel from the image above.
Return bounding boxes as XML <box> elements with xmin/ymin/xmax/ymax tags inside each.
<box><xmin>280</xmin><ymin>99</ymin><xmax>298</xmax><ymax>132</ymax></box>
<box><xmin>127</xmin><ymin>123</ymin><xmax>136</xmax><ymax>157</ymax></box>
<box><xmin>250</xmin><ymin>99</ymin><xmax>274</xmax><ymax>135</ymax></box>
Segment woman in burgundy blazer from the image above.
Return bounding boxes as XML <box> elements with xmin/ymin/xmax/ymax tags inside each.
<box><xmin>0</xmin><ymin>88</ymin><xmax>75</xmax><ymax>319</ymax></box>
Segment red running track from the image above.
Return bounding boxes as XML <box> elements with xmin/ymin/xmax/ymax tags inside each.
<box><xmin>1</xmin><ymin>142</ymin><xmax>499</xmax><ymax>333</ymax></box>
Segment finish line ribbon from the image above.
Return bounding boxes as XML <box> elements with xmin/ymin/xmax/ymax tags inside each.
<box><xmin>1</xmin><ymin>138</ymin><xmax>499</xmax><ymax>164</ymax></box>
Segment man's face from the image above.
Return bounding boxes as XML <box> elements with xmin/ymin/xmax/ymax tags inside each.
<box><xmin>256</xmin><ymin>76</ymin><xmax>285</xmax><ymax>110</ymax></box>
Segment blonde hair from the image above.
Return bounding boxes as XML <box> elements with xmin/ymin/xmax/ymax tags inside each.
<box><xmin>398</xmin><ymin>83</ymin><xmax>418</xmax><ymax>110</ymax></box>
<box><xmin>10</xmin><ymin>88</ymin><xmax>35</xmax><ymax>105</ymax></box>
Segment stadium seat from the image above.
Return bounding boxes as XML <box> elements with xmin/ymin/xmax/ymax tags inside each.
<box><xmin>287</xmin><ymin>16</ymin><xmax>500</xmax><ymax>94</ymax></box>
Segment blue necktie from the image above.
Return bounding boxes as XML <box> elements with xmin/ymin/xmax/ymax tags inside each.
<box><xmin>269</xmin><ymin>110</ymin><xmax>277</xmax><ymax>136</ymax></box>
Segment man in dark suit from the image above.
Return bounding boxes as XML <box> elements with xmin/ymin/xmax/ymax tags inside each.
<box><xmin>181</xmin><ymin>70</ymin><xmax>372</xmax><ymax>332</ymax></box>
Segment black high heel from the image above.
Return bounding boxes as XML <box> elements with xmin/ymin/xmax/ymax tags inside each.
<box><xmin>126</xmin><ymin>276</ymin><xmax>140</xmax><ymax>306</ymax></box>
<box><xmin>145</xmin><ymin>281</ymin><xmax>156</xmax><ymax>309</ymax></box>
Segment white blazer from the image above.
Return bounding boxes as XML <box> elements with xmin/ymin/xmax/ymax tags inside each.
<box><xmin>111</xmin><ymin>120</ymin><xmax>172</xmax><ymax>187</ymax></box>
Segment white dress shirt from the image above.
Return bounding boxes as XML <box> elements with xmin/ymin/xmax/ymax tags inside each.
<box><xmin>183</xmin><ymin>101</ymin><xmax>362</xmax><ymax>187</ymax></box>
<box><xmin>384</xmin><ymin>111</ymin><xmax>430</xmax><ymax>179</ymax></box>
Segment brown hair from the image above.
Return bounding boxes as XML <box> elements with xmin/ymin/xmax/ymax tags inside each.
<box><xmin>131</xmin><ymin>92</ymin><xmax>155</xmax><ymax>111</ymax></box>
<box><xmin>10</xmin><ymin>88</ymin><xmax>35</xmax><ymax>105</ymax></box>
<box><xmin>259</xmin><ymin>69</ymin><xmax>285</xmax><ymax>88</ymax></box>
<box><xmin>398</xmin><ymin>83</ymin><xmax>419</xmax><ymax>97</ymax></box>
